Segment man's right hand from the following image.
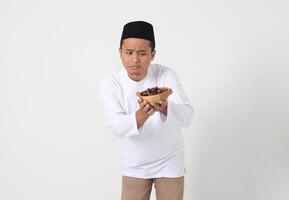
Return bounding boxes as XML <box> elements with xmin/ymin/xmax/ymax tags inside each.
<box><xmin>135</xmin><ymin>93</ymin><xmax>155</xmax><ymax>128</ymax></box>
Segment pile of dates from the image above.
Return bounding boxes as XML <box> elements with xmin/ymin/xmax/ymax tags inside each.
<box><xmin>140</xmin><ymin>87</ymin><xmax>165</xmax><ymax>96</ymax></box>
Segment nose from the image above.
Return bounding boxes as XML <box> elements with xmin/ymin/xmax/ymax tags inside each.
<box><xmin>132</xmin><ymin>53</ymin><xmax>140</xmax><ymax>63</ymax></box>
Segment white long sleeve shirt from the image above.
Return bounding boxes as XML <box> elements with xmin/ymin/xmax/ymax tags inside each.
<box><xmin>100</xmin><ymin>64</ymin><xmax>193</xmax><ymax>179</ymax></box>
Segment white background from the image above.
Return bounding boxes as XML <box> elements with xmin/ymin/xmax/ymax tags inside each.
<box><xmin>1</xmin><ymin>0</ymin><xmax>289</xmax><ymax>200</ymax></box>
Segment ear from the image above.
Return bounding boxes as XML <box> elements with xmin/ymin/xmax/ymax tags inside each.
<box><xmin>151</xmin><ymin>50</ymin><xmax>156</xmax><ymax>60</ymax></box>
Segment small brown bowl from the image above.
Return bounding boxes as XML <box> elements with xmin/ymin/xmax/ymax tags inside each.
<box><xmin>140</xmin><ymin>87</ymin><xmax>172</xmax><ymax>103</ymax></box>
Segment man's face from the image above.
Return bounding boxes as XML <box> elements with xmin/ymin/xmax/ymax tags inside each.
<box><xmin>119</xmin><ymin>38</ymin><xmax>155</xmax><ymax>81</ymax></box>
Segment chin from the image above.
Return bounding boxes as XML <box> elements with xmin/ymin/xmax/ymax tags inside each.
<box><xmin>129</xmin><ymin>70</ymin><xmax>140</xmax><ymax>75</ymax></box>
<box><xmin>128</xmin><ymin>72</ymin><xmax>142</xmax><ymax>80</ymax></box>
<box><xmin>129</xmin><ymin>72</ymin><xmax>140</xmax><ymax>78</ymax></box>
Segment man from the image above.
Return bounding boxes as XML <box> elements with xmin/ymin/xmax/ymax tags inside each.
<box><xmin>100</xmin><ymin>21</ymin><xmax>193</xmax><ymax>200</ymax></box>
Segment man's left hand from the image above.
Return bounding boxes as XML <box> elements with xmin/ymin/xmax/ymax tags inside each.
<box><xmin>150</xmin><ymin>100</ymin><xmax>168</xmax><ymax>116</ymax></box>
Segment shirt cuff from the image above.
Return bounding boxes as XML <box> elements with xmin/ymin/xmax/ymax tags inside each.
<box><xmin>134</xmin><ymin>111</ymin><xmax>144</xmax><ymax>135</ymax></box>
<box><xmin>159</xmin><ymin>101</ymin><xmax>171</xmax><ymax>123</ymax></box>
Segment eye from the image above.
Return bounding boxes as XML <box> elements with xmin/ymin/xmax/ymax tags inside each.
<box><xmin>126</xmin><ymin>51</ymin><xmax>133</xmax><ymax>55</ymax></box>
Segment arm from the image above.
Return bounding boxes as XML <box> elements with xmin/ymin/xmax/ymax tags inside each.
<box><xmin>99</xmin><ymin>77</ymin><xmax>155</xmax><ymax>137</ymax></box>
<box><xmin>158</xmin><ymin>69</ymin><xmax>193</xmax><ymax>127</ymax></box>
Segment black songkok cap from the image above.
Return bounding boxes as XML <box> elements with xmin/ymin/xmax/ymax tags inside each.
<box><xmin>120</xmin><ymin>21</ymin><xmax>155</xmax><ymax>45</ymax></box>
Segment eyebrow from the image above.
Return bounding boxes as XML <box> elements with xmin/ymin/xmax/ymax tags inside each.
<box><xmin>125</xmin><ymin>49</ymin><xmax>147</xmax><ymax>52</ymax></box>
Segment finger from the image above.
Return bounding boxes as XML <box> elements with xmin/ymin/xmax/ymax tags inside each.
<box><xmin>136</xmin><ymin>92</ymin><xmax>141</xmax><ymax>98</ymax></box>
<box><xmin>139</xmin><ymin>100</ymin><xmax>148</xmax><ymax>108</ymax></box>
<box><xmin>145</xmin><ymin>104</ymin><xmax>153</xmax><ymax>111</ymax></box>
<box><xmin>143</xmin><ymin>104</ymin><xmax>148</xmax><ymax>111</ymax></box>
<box><xmin>151</xmin><ymin>102</ymin><xmax>161</xmax><ymax>107</ymax></box>
<box><xmin>140</xmin><ymin>103</ymin><xmax>145</xmax><ymax>109</ymax></box>
<box><xmin>158</xmin><ymin>101</ymin><xmax>168</xmax><ymax>108</ymax></box>
<box><xmin>151</xmin><ymin>102</ymin><xmax>161</xmax><ymax>111</ymax></box>
<box><xmin>143</xmin><ymin>104</ymin><xmax>150</xmax><ymax>112</ymax></box>
<box><xmin>137</xmin><ymin>98</ymin><xmax>142</xmax><ymax>104</ymax></box>
<box><xmin>158</xmin><ymin>101</ymin><xmax>163</xmax><ymax>106</ymax></box>
<box><xmin>147</xmin><ymin>108</ymin><xmax>155</xmax><ymax>116</ymax></box>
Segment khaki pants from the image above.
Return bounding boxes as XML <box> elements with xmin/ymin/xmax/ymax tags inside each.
<box><xmin>121</xmin><ymin>176</ymin><xmax>184</xmax><ymax>200</ymax></box>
